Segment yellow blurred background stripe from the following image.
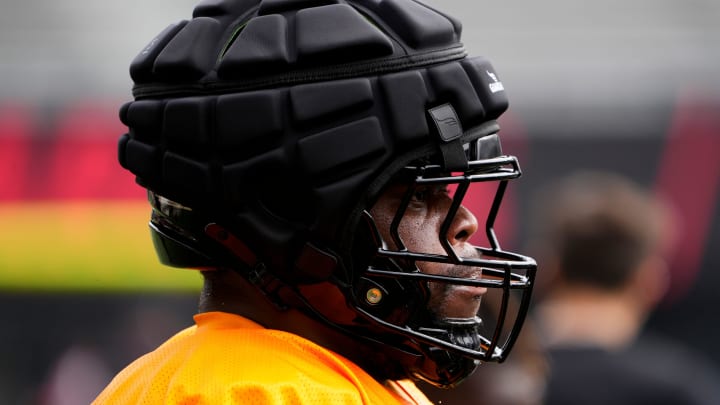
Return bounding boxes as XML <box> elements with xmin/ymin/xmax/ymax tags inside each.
<box><xmin>0</xmin><ymin>201</ymin><xmax>201</xmax><ymax>292</ymax></box>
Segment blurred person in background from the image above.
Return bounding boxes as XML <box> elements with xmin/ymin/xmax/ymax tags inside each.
<box><xmin>530</xmin><ymin>171</ymin><xmax>720</xmax><ymax>405</ymax></box>
<box><xmin>93</xmin><ymin>0</ymin><xmax>538</xmax><ymax>403</ymax></box>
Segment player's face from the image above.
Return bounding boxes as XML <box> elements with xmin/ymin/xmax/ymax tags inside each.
<box><xmin>370</xmin><ymin>183</ymin><xmax>486</xmax><ymax>320</ymax></box>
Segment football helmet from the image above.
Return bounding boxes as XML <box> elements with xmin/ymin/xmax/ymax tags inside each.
<box><xmin>118</xmin><ymin>0</ymin><xmax>536</xmax><ymax>388</ymax></box>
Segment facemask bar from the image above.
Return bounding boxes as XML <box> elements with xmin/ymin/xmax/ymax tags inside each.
<box><xmin>358</xmin><ymin>154</ymin><xmax>536</xmax><ymax>362</ymax></box>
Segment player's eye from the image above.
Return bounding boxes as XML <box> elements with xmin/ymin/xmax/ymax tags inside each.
<box><xmin>409</xmin><ymin>186</ymin><xmax>449</xmax><ymax>205</ymax></box>
<box><xmin>411</xmin><ymin>188</ymin><xmax>429</xmax><ymax>203</ymax></box>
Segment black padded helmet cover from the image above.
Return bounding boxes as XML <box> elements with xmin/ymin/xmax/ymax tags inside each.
<box><xmin>119</xmin><ymin>0</ymin><xmax>508</xmax><ymax>272</ymax></box>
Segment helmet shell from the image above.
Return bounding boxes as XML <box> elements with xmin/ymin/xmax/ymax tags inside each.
<box><xmin>118</xmin><ymin>0</ymin><xmax>509</xmax><ymax>281</ymax></box>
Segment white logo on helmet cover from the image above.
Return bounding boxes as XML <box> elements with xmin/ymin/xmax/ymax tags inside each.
<box><xmin>436</xmin><ymin>116</ymin><xmax>458</xmax><ymax>127</ymax></box>
<box><xmin>487</xmin><ymin>70</ymin><xmax>505</xmax><ymax>93</ymax></box>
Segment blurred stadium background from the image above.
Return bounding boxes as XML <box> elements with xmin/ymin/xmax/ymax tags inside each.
<box><xmin>1</xmin><ymin>0</ymin><xmax>719</xmax><ymax>403</ymax></box>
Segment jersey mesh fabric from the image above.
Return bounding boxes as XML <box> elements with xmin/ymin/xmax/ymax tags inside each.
<box><xmin>92</xmin><ymin>311</ymin><xmax>432</xmax><ymax>404</ymax></box>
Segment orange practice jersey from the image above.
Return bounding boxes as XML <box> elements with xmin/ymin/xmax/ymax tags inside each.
<box><xmin>93</xmin><ymin>311</ymin><xmax>432</xmax><ymax>404</ymax></box>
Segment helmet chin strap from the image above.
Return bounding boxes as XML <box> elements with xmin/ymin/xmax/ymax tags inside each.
<box><xmin>429</xmin><ymin>317</ymin><xmax>485</xmax><ymax>351</ymax></box>
<box><xmin>415</xmin><ymin>317</ymin><xmax>484</xmax><ymax>388</ymax></box>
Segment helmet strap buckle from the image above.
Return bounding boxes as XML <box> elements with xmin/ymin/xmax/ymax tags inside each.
<box><xmin>428</xmin><ymin>103</ymin><xmax>468</xmax><ymax>171</ymax></box>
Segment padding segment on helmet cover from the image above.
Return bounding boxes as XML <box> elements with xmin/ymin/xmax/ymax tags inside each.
<box><xmin>120</xmin><ymin>136</ymin><xmax>160</xmax><ymax>180</ymax></box>
<box><xmin>216</xmin><ymin>90</ymin><xmax>284</xmax><ymax>151</ymax></box>
<box><xmin>130</xmin><ymin>22</ymin><xmax>188</xmax><ymax>83</ymax></box>
<box><xmin>290</xmin><ymin>78</ymin><xmax>374</xmax><ymax>124</ymax></box>
<box><xmin>461</xmin><ymin>57</ymin><xmax>509</xmax><ymax>120</ymax></box>
<box><xmin>258</xmin><ymin>0</ymin><xmax>339</xmax><ymax>15</ymax></box>
<box><xmin>163</xmin><ymin>97</ymin><xmax>212</xmax><ymax>148</ymax></box>
<box><xmin>222</xmin><ymin>149</ymin><xmax>287</xmax><ymax>206</ymax></box>
<box><xmin>379</xmin><ymin>70</ymin><xmax>429</xmax><ymax>144</ymax></box>
<box><xmin>379</xmin><ymin>0</ymin><xmax>455</xmax><ymax>47</ymax></box>
<box><xmin>218</xmin><ymin>15</ymin><xmax>290</xmax><ymax>78</ymax></box>
<box><xmin>163</xmin><ymin>152</ymin><xmax>213</xmax><ymax>193</ymax></box>
<box><xmin>297</xmin><ymin>117</ymin><xmax>384</xmax><ymax>177</ymax></box>
<box><xmin>153</xmin><ymin>17</ymin><xmax>224</xmax><ymax>80</ymax></box>
<box><xmin>122</xmin><ymin>100</ymin><xmax>164</xmax><ymax>142</ymax></box>
<box><xmin>295</xmin><ymin>5</ymin><xmax>394</xmax><ymax>63</ymax></box>
<box><xmin>428</xmin><ymin>62</ymin><xmax>485</xmax><ymax>127</ymax></box>
<box><xmin>356</xmin><ymin>0</ymin><xmax>459</xmax><ymax>48</ymax></box>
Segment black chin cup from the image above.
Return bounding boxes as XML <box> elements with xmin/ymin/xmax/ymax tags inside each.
<box><xmin>416</xmin><ymin>318</ymin><xmax>483</xmax><ymax>388</ymax></box>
